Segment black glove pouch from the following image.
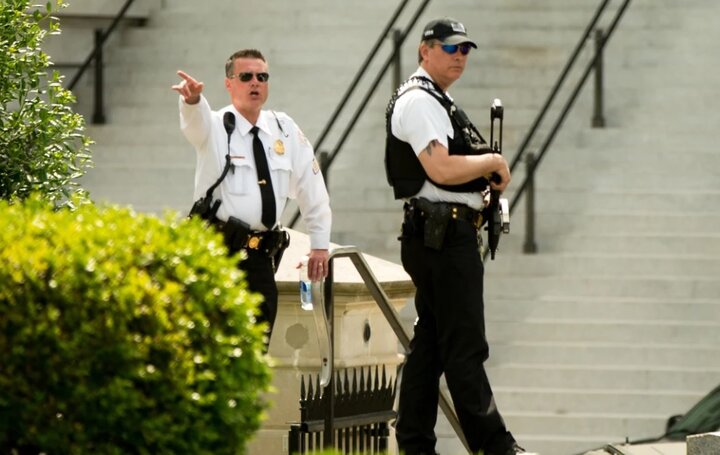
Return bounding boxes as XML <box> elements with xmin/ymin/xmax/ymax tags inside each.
<box><xmin>414</xmin><ymin>197</ymin><xmax>450</xmax><ymax>250</ymax></box>
<box><xmin>223</xmin><ymin>216</ymin><xmax>251</xmax><ymax>253</ymax></box>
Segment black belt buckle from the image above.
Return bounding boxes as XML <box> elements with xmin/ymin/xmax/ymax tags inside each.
<box><xmin>450</xmin><ymin>204</ymin><xmax>484</xmax><ymax>229</ymax></box>
<box><xmin>472</xmin><ymin>212</ymin><xmax>484</xmax><ymax>229</ymax></box>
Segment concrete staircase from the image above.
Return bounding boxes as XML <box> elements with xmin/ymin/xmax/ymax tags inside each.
<box><xmin>48</xmin><ymin>0</ymin><xmax>720</xmax><ymax>454</ymax></box>
<box><xmin>470</xmin><ymin>1</ymin><xmax>720</xmax><ymax>454</ymax></box>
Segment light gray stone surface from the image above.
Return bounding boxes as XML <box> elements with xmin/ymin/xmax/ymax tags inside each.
<box><xmin>47</xmin><ymin>1</ymin><xmax>720</xmax><ymax>453</ymax></box>
<box><xmin>688</xmin><ymin>432</ymin><xmax>720</xmax><ymax>455</ymax></box>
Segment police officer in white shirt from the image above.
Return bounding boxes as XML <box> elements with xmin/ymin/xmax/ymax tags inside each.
<box><xmin>385</xmin><ymin>18</ymin><xmax>536</xmax><ymax>455</ymax></box>
<box><xmin>172</xmin><ymin>48</ymin><xmax>331</xmax><ymax>341</ymax></box>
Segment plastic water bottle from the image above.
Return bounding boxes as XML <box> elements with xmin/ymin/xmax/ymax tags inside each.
<box><xmin>299</xmin><ymin>255</ymin><xmax>313</xmax><ymax>311</ymax></box>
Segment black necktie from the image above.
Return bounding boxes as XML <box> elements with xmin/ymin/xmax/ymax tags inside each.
<box><xmin>250</xmin><ymin>126</ymin><xmax>276</xmax><ymax>229</ymax></box>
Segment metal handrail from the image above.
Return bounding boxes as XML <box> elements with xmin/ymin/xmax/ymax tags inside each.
<box><xmin>508</xmin><ymin>0</ymin><xmax>612</xmax><ymax>175</ymax></box>
<box><xmin>508</xmin><ymin>0</ymin><xmax>632</xmax><ymax>215</ymax></box>
<box><xmin>66</xmin><ymin>0</ymin><xmax>136</xmax><ymax>91</ymax></box>
<box><xmin>312</xmin><ymin>0</ymin><xmax>414</xmax><ymax>155</ymax></box>
<box><xmin>316</xmin><ymin>2</ymin><xmax>430</xmax><ymax>176</ymax></box>
<box><xmin>62</xmin><ymin>0</ymin><xmax>138</xmax><ymax>123</ymax></box>
<box><xmin>288</xmin><ymin>0</ymin><xmax>432</xmax><ymax>228</ymax></box>
<box><xmin>313</xmin><ymin>245</ymin><xmax>471</xmax><ymax>452</ymax></box>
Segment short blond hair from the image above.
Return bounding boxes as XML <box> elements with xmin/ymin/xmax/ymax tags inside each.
<box><xmin>417</xmin><ymin>40</ymin><xmax>438</xmax><ymax>64</ymax></box>
<box><xmin>225</xmin><ymin>49</ymin><xmax>266</xmax><ymax>77</ymax></box>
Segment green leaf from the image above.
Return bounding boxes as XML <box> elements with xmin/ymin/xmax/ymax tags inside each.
<box><xmin>0</xmin><ymin>0</ymin><xmax>92</xmax><ymax>207</ymax></box>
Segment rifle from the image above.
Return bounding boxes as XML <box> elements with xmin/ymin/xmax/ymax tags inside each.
<box><xmin>486</xmin><ymin>99</ymin><xmax>510</xmax><ymax>260</ymax></box>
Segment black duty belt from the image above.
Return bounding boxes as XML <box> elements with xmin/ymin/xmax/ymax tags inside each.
<box><xmin>406</xmin><ymin>198</ymin><xmax>484</xmax><ymax>229</ymax></box>
<box><xmin>403</xmin><ymin>198</ymin><xmax>485</xmax><ymax>250</ymax></box>
<box><xmin>211</xmin><ymin>218</ymin><xmax>284</xmax><ymax>254</ymax></box>
<box><xmin>210</xmin><ymin>217</ymin><xmax>291</xmax><ymax>271</ymax></box>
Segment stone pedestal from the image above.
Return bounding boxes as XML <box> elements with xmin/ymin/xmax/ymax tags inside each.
<box><xmin>688</xmin><ymin>431</ymin><xmax>720</xmax><ymax>455</ymax></box>
<box><xmin>246</xmin><ymin>229</ymin><xmax>413</xmax><ymax>455</ymax></box>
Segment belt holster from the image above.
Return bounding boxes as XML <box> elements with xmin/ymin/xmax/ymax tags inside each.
<box><xmin>222</xmin><ymin>216</ymin><xmax>252</xmax><ymax>254</ymax></box>
<box><xmin>263</xmin><ymin>229</ymin><xmax>291</xmax><ymax>271</ymax></box>
<box><xmin>412</xmin><ymin>197</ymin><xmax>451</xmax><ymax>250</ymax></box>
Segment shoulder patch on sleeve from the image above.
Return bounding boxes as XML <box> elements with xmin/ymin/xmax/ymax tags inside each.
<box><xmin>298</xmin><ymin>128</ymin><xmax>310</xmax><ymax>146</ymax></box>
<box><xmin>312</xmin><ymin>158</ymin><xmax>321</xmax><ymax>175</ymax></box>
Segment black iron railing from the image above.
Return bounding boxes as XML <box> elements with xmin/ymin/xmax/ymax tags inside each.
<box><xmin>61</xmin><ymin>0</ymin><xmax>142</xmax><ymax>124</ymax></box>
<box><xmin>287</xmin><ymin>0</ymin><xmax>432</xmax><ymax>228</ymax></box>
<box><xmin>507</xmin><ymin>0</ymin><xmax>633</xmax><ymax>254</ymax></box>
<box><xmin>289</xmin><ymin>366</ymin><xmax>396</xmax><ymax>454</ymax></box>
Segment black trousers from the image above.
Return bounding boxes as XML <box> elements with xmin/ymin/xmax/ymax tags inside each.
<box><xmin>237</xmin><ymin>249</ymin><xmax>278</xmax><ymax>342</ymax></box>
<box><xmin>395</xmin><ymin>215</ymin><xmax>515</xmax><ymax>455</ymax></box>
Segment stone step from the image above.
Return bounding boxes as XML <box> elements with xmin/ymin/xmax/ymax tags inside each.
<box><xmin>141</xmin><ymin>0</ymin><xmax>620</xmax><ymax>41</ymax></box>
<box><xmin>333</xmin><ymin>215</ymin><xmax>720</xmax><ymax>258</ymax></box>
<box><xmin>329</xmin><ymin>185</ymin><xmax>720</xmax><ymax>215</ymax></box>
<box><xmin>486</xmin><ymin>274</ymin><xmax>720</xmax><ymax>300</ymax></box>
<box><xmin>530</xmin><ymin>142</ymin><xmax>720</xmax><ymax>166</ymax></box>
<box><xmin>86</xmin><ymin>124</ymin><xmax>185</xmax><ymax>146</ymax></box>
<box><xmin>147</xmin><ymin>4</ymin><xmax>397</xmax><ymax>30</ymax></box>
<box><xmin>384</xmin><ymin>379</ymin><xmax>713</xmax><ymax>447</ymax></box>
<box><xmin>346</xmin><ymin>212</ymin><xmax>720</xmax><ymax>255</ymax></box>
<box><xmin>486</xmin><ymin>319</ymin><xmax>720</xmax><ymax>345</ymax></box>
<box><xmin>493</xmin><ymin>162</ymin><xmax>720</xmax><ymax>190</ymax></box>
<box><xmin>87</xmin><ymin>144</ymin><xmax>191</xmax><ymax>166</ymax></box>
<box><xmin>485</xmin><ymin>296</ymin><xmax>720</xmax><ymax>323</ymax></box>
<box><xmin>485</xmin><ymin>364</ymin><xmax>720</xmax><ymax>391</ymax></box>
<box><xmin>79</xmin><ymin>166</ymin><xmax>194</xmax><ymax>213</ymax></box>
<box><xmin>105</xmin><ymin>39</ymin><xmax>377</xmax><ymax>67</ymax></box>
<box><xmin>576</xmin><ymin>126</ymin><xmax>720</xmax><ymax>147</ymax></box>
<box><xmin>487</xmin><ymin>341</ymin><xmax>720</xmax><ymax>369</ymax></box>
<box><xmin>437</xmin><ymin>435</ymin><xmax>623</xmax><ymax>455</ymax></box>
<box><xmin>511</xmin><ymin>189</ymin><xmax>720</xmax><ymax>213</ymax></box>
<box><xmin>489</xmin><ymin>387</ymin><xmax>708</xmax><ymax>417</ymax></box>
<box><xmin>54</xmin><ymin>0</ymin><xmax>161</xmax><ymax>20</ymax></box>
<box><xmin>97</xmin><ymin>70</ymin><xmax>577</xmax><ymax>119</ymax></box>
<box><xmin>96</xmin><ymin>80</ymin><xmax>379</xmax><ymax>124</ymax></box>
<box><xmin>498</xmin><ymin>232</ymin><xmax>720</xmax><ymax>256</ymax></box>
<box><xmin>120</xmin><ymin>19</ymin><xmax>673</xmax><ymax>51</ymax></box>
<box><xmin>513</xmin><ymin>171</ymin><xmax>720</xmax><ymax>192</ymax></box>
<box><xmin>437</xmin><ymin>408</ymin><xmax>668</xmax><ymax>440</ymax></box>
<box><xmin>450</xmin><ymin>0</ymin><xmax>621</xmax><ymax>10</ymax></box>
<box><xmin>435</xmin><ymin>413</ymin><xmax>668</xmax><ymax>455</ymax></box>
<box><xmin>484</xmin><ymin>253</ymin><xmax>720</xmax><ymax>276</ymax></box>
<box><xmin>506</xmin><ymin>211</ymin><xmax>720</xmax><ymax>235</ymax></box>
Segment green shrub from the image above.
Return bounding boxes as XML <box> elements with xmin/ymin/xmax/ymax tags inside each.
<box><xmin>0</xmin><ymin>197</ymin><xmax>272</xmax><ymax>454</ymax></box>
<box><xmin>0</xmin><ymin>0</ymin><xmax>92</xmax><ymax>205</ymax></box>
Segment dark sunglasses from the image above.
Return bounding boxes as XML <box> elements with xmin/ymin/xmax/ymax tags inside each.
<box><xmin>231</xmin><ymin>72</ymin><xmax>270</xmax><ymax>83</ymax></box>
<box><xmin>440</xmin><ymin>43</ymin><xmax>472</xmax><ymax>56</ymax></box>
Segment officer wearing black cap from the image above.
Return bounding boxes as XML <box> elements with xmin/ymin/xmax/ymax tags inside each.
<box><xmin>385</xmin><ymin>18</ymin><xmax>535</xmax><ymax>455</ymax></box>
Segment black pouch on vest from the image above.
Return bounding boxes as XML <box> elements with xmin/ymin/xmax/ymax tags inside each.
<box><xmin>223</xmin><ymin>216</ymin><xmax>251</xmax><ymax>253</ymax></box>
<box><xmin>414</xmin><ymin>197</ymin><xmax>450</xmax><ymax>250</ymax></box>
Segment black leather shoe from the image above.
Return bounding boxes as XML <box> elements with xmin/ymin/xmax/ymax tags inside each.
<box><xmin>503</xmin><ymin>443</ymin><xmax>539</xmax><ymax>455</ymax></box>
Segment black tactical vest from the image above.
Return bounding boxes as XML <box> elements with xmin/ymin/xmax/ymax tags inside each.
<box><xmin>385</xmin><ymin>76</ymin><xmax>491</xmax><ymax>200</ymax></box>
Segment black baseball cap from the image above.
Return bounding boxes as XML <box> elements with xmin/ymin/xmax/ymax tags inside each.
<box><xmin>421</xmin><ymin>17</ymin><xmax>477</xmax><ymax>48</ymax></box>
